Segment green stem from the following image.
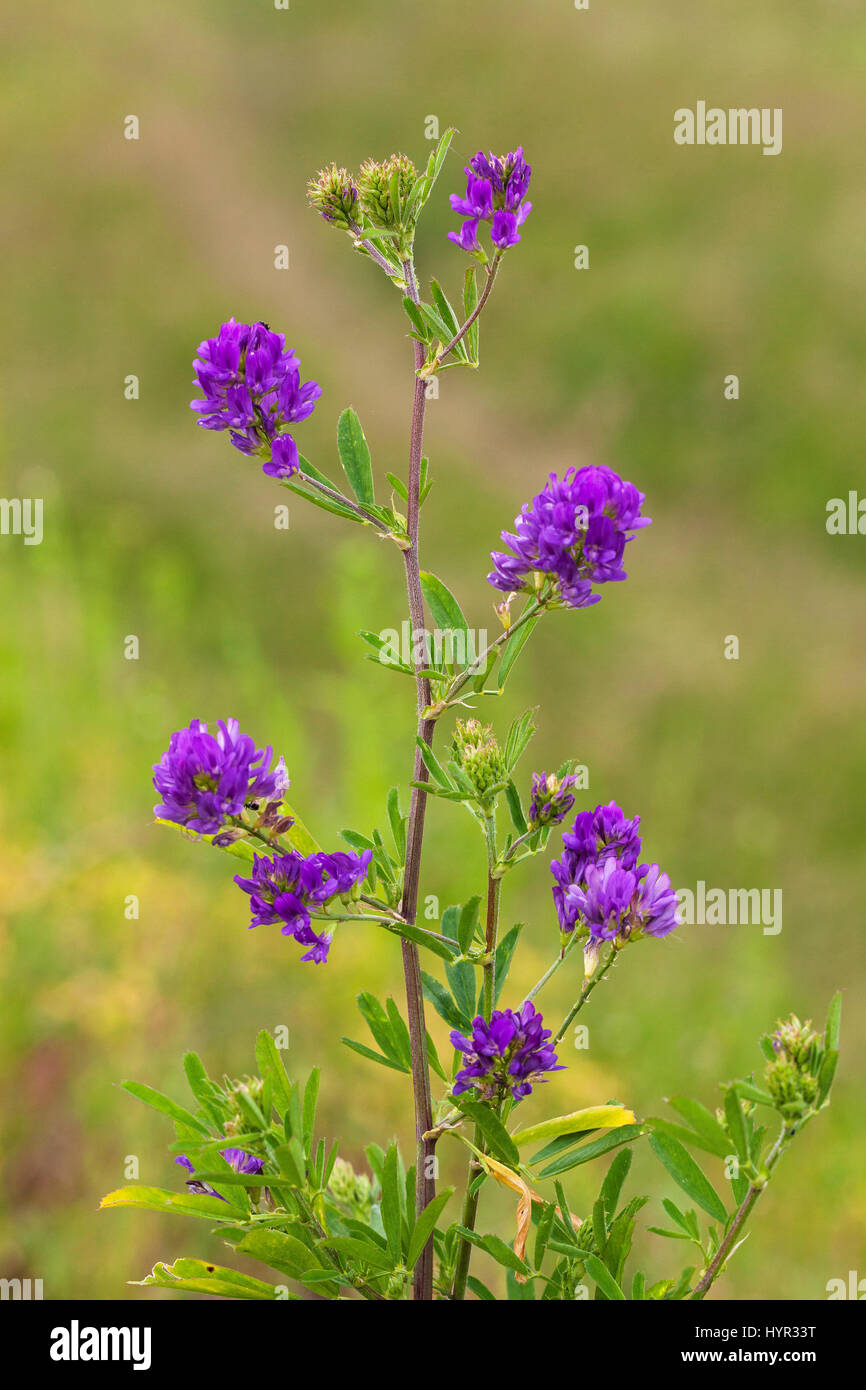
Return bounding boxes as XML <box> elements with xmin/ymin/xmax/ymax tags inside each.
<box><xmin>451</xmin><ymin>815</ymin><xmax>502</xmax><ymax>1300</ymax></box>
<box><xmin>432</xmin><ymin>254</ymin><xmax>502</xmax><ymax>367</ymax></box>
<box><xmin>690</xmin><ymin>1121</ymin><xmax>800</xmax><ymax>1299</ymax></box>
<box><xmin>525</xmin><ymin>932</ymin><xmax>581</xmax><ymax>1002</ymax></box>
<box><xmin>429</xmin><ymin>596</ymin><xmax>545</xmax><ymax>716</ymax></box>
<box><xmin>553</xmin><ymin>944</ymin><xmax>617</xmax><ymax>1045</ymax></box>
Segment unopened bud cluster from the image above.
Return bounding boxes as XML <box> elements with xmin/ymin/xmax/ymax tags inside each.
<box><xmin>765</xmin><ymin>1015</ymin><xmax>821</xmax><ymax>1118</ymax></box>
<box><xmin>306</xmin><ymin>165</ymin><xmax>360</xmax><ymax>230</ymax></box>
<box><xmin>328</xmin><ymin>1157</ymin><xmax>373</xmax><ymax>1218</ymax></box>
<box><xmin>451</xmin><ymin>719</ymin><xmax>506</xmax><ymax>806</ymax></box>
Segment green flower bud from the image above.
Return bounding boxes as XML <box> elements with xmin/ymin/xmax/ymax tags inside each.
<box><xmin>452</xmin><ymin>719</ymin><xmax>506</xmax><ymax>805</ymax></box>
<box><xmin>328</xmin><ymin>1157</ymin><xmax>373</xmax><ymax>1218</ymax></box>
<box><xmin>357</xmin><ymin>154</ymin><xmax>418</xmax><ymax>237</ymax></box>
<box><xmin>764</xmin><ymin>1014</ymin><xmax>821</xmax><ymax>1119</ymax></box>
<box><xmin>307</xmin><ymin>165</ymin><xmax>360</xmax><ymax>230</ymax></box>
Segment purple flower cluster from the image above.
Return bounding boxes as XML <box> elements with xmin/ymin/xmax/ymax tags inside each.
<box><xmin>234</xmin><ymin>847</ymin><xmax>373</xmax><ymax>964</ymax></box>
<box><xmin>551</xmin><ymin>801</ymin><xmax>679</xmax><ymax>944</ymax></box>
<box><xmin>191</xmin><ymin>319</ymin><xmax>321</xmax><ymax>479</ymax></box>
<box><xmin>489</xmin><ymin>466</ymin><xmax>650</xmax><ymax>609</ymax></box>
<box><xmin>528</xmin><ymin>771</ymin><xmax>581</xmax><ymax>829</ymax></box>
<box><xmin>449</xmin><ymin>148</ymin><xmax>532</xmax><ymax>253</ymax></box>
<box><xmin>176</xmin><ymin>1148</ymin><xmax>264</xmax><ymax>1200</ymax></box>
<box><xmin>153</xmin><ymin>719</ymin><xmax>288</xmax><ymax>836</ymax></box>
<box><xmin>451</xmin><ymin>1001</ymin><xmax>563</xmax><ymax>1102</ymax></box>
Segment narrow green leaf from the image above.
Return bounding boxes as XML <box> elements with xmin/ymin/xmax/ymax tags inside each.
<box><xmin>498</xmin><ymin>615</ymin><xmax>540</xmax><ymax>689</ymax></box>
<box><xmin>583</xmin><ymin>1253</ymin><xmax>625</xmax><ymax>1301</ymax></box>
<box><xmin>337</xmin><ymin>407</ymin><xmax>375</xmax><ymax>506</ymax></box>
<box><xmin>419</xmin><ymin>570</ymin><xmax>469</xmax><ymax>637</ymax></box>
<box><xmin>536</xmin><ymin>1125</ymin><xmax>646</xmax><ymax>1179</ymax></box>
<box><xmin>458</xmin><ymin>1101</ymin><xmax>520</xmax><ymax>1166</ymax></box>
<box><xmin>120</xmin><ymin>1081</ymin><xmax>211</xmax><ymax>1137</ymax></box>
<box><xmin>600</xmin><ymin>1147</ymin><xmax>633</xmax><ymax>1221</ymax></box>
<box><xmin>421</xmin><ymin>972</ymin><xmax>470</xmax><ymax>1032</ymax></box>
<box><xmin>380</xmin><ymin>1145</ymin><xmax>403</xmax><ymax>1262</ymax></box>
<box><xmin>341</xmin><ymin>1037</ymin><xmax>408</xmax><ymax>1074</ymax></box>
<box><xmin>457</xmin><ymin>895</ymin><xmax>481</xmax><ymax>953</ymax></box>
<box><xmin>407</xmin><ymin>1189</ymin><xmax>453</xmax><ymax>1268</ymax></box>
<box><xmin>666</xmin><ymin>1096</ymin><xmax>731</xmax><ymax>1156</ymax></box>
<box><xmin>649</xmin><ymin>1132</ymin><xmax>727</xmax><ymax>1224</ymax></box>
<box><xmin>723</xmin><ymin>1088</ymin><xmax>749</xmax><ymax>1164</ymax></box>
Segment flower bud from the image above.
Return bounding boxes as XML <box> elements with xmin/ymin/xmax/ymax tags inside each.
<box><xmin>451</xmin><ymin>718</ymin><xmax>506</xmax><ymax>805</ymax></box>
<box><xmin>307</xmin><ymin>165</ymin><xmax>360</xmax><ymax>230</ymax></box>
<box><xmin>357</xmin><ymin>154</ymin><xmax>418</xmax><ymax>236</ymax></box>
<box><xmin>328</xmin><ymin>1157</ymin><xmax>373</xmax><ymax>1218</ymax></box>
<box><xmin>764</xmin><ymin>1014</ymin><xmax>821</xmax><ymax>1119</ymax></box>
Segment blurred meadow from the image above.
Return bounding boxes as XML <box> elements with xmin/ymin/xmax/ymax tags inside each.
<box><xmin>1</xmin><ymin>0</ymin><xmax>864</xmax><ymax>1299</ymax></box>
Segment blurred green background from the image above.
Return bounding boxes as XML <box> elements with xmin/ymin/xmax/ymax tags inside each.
<box><xmin>1</xmin><ymin>0</ymin><xmax>863</xmax><ymax>1300</ymax></box>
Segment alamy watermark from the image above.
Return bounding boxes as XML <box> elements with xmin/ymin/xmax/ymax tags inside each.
<box><xmin>378</xmin><ymin>622</ymin><xmax>489</xmax><ymax>669</ymax></box>
<box><xmin>674</xmin><ymin>103</ymin><xmax>782</xmax><ymax>157</ymax></box>
<box><xmin>0</xmin><ymin>497</ymin><xmax>42</xmax><ymax>545</ymax></box>
<box><xmin>676</xmin><ymin>881</ymin><xmax>782</xmax><ymax>935</ymax></box>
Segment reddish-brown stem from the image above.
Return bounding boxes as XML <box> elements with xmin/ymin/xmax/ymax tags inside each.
<box><xmin>398</xmin><ymin>255</ymin><xmax>437</xmax><ymax>1301</ymax></box>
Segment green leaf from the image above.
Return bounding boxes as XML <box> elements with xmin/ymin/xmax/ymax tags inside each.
<box><xmin>600</xmin><ymin>1147</ymin><xmax>633</xmax><ymax>1221</ymax></box>
<box><xmin>583</xmin><ymin>1253</ymin><xmax>625</xmax><ymax>1301</ymax></box>
<box><xmin>234</xmin><ymin>1229</ymin><xmax>338</xmax><ymax>1292</ymax></box>
<box><xmin>646</xmin><ymin>1115</ymin><xmax>731</xmax><ymax>1160</ymax></box>
<box><xmin>666</xmin><ymin>1095</ymin><xmax>731</xmax><ymax>1157</ymax></box>
<box><xmin>133</xmin><ymin>1258</ymin><xmax>280</xmax><ymax>1300</ymax></box>
<box><xmin>120</xmin><ymin>1081</ymin><xmax>211</xmax><ymax>1137</ymax></box>
<box><xmin>317</xmin><ymin>1235</ymin><xmax>394</xmax><ymax>1273</ymax></box>
<box><xmin>255</xmin><ymin>1029</ymin><xmax>294</xmax><ymax>1117</ymax></box>
<box><xmin>382</xmin><ymin>916</ymin><xmax>460</xmax><ymax>961</ymax></box>
<box><xmin>504</xmin><ymin>779</ymin><xmax>528</xmax><ymax>834</ymax></box>
<box><xmin>535</xmin><ymin>1125</ymin><xmax>646</xmax><ymax>1179</ymax></box>
<box><xmin>380</xmin><ymin>1145</ymin><xmax>403</xmax><ymax>1262</ymax></box>
<box><xmin>415</xmin><ymin>737</ymin><xmax>454</xmax><ymax>789</ymax></box>
<box><xmin>458</xmin><ymin>1101</ymin><xmax>520</xmax><ymax>1166</ymax></box>
<box><xmin>407</xmin><ymin>1189</ymin><xmax>453</xmax><ymax>1268</ymax></box>
<box><xmin>386</xmin><ymin>786</ymin><xmax>407</xmax><ymax>863</ymax></box>
<box><xmin>337</xmin><ymin>408</ymin><xmax>375</xmax><ymax>506</ymax></box>
<box><xmin>302</xmin><ymin>1068</ymin><xmax>320</xmax><ymax>1155</ymax></box>
<box><xmin>419</xmin><ymin>570</ymin><xmax>469</xmax><ymax>638</ymax></box>
<box><xmin>513</xmin><ymin>1105</ymin><xmax>636</xmax><ymax>1149</ymax></box>
<box><xmin>421</xmin><ymin>971</ymin><xmax>470</xmax><ymax>1032</ymax></box>
<box><xmin>816</xmin><ymin>1049</ymin><xmax>839</xmax><ymax>1106</ymax></box>
<box><xmin>341</xmin><ymin>1037</ymin><xmax>407</xmax><ymax>1074</ymax></box>
<box><xmin>100</xmin><ymin>1185</ymin><xmax>245</xmax><ymax>1221</ymax></box>
<box><xmin>731</xmin><ymin>1080</ymin><xmax>775</xmax><ymax>1107</ymax></box>
<box><xmin>498</xmin><ymin>615</ymin><xmax>539</xmax><ymax>689</ymax></box>
<box><xmin>825</xmin><ymin>991</ymin><xmax>842</xmax><ymax>1052</ymax></box>
<box><xmin>457</xmin><ymin>895</ymin><xmax>482</xmax><ymax>953</ymax></box>
<box><xmin>402</xmin><ymin>296</ymin><xmax>430</xmax><ymax>342</ymax></box>
<box><xmin>503</xmin><ymin>710</ymin><xmax>537</xmax><ymax>772</ymax></box>
<box><xmin>445</xmin><ymin>958</ymin><xmax>477</xmax><ymax>1021</ymax></box>
<box><xmin>648</xmin><ymin>1132</ymin><xmax>727</xmax><ymax>1224</ymax></box>
<box><xmin>463</xmin><ymin>266</ymin><xmax>480</xmax><ymax>361</ymax></box>
<box><xmin>723</xmin><ymin>1087</ymin><xmax>749</xmax><ymax>1164</ymax></box>
<box><xmin>414</xmin><ymin>127</ymin><xmax>456</xmax><ymax>214</ymax></box>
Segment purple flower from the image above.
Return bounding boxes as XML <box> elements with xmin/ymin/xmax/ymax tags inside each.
<box><xmin>234</xmin><ymin>847</ymin><xmax>372</xmax><ymax>964</ymax></box>
<box><xmin>488</xmin><ymin>466</ymin><xmax>651</xmax><ymax>609</ymax></box>
<box><xmin>633</xmin><ymin>863</ymin><xmax>680</xmax><ymax>938</ymax></box>
<box><xmin>565</xmin><ymin>858</ymin><xmax>638</xmax><ymax>942</ymax></box>
<box><xmin>191</xmin><ymin>319</ymin><xmax>321</xmax><ymax>479</ymax></box>
<box><xmin>451</xmin><ymin>1001</ymin><xmax>563</xmax><ymax>1102</ymax></box>
<box><xmin>153</xmin><ymin>719</ymin><xmax>288</xmax><ymax>835</ymax></box>
<box><xmin>449</xmin><ymin>148</ymin><xmax>532</xmax><ymax>256</ymax></box>
<box><xmin>175</xmin><ymin>1148</ymin><xmax>264</xmax><ymax>1200</ymax></box>
<box><xmin>550</xmin><ymin>800</ymin><xmax>679</xmax><ymax>945</ymax></box>
<box><xmin>528</xmin><ymin>771</ymin><xmax>581</xmax><ymax>828</ymax></box>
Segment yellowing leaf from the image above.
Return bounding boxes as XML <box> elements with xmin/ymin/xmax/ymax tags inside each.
<box><xmin>510</xmin><ymin>1104</ymin><xmax>636</xmax><ymax>1149</ymax></box>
